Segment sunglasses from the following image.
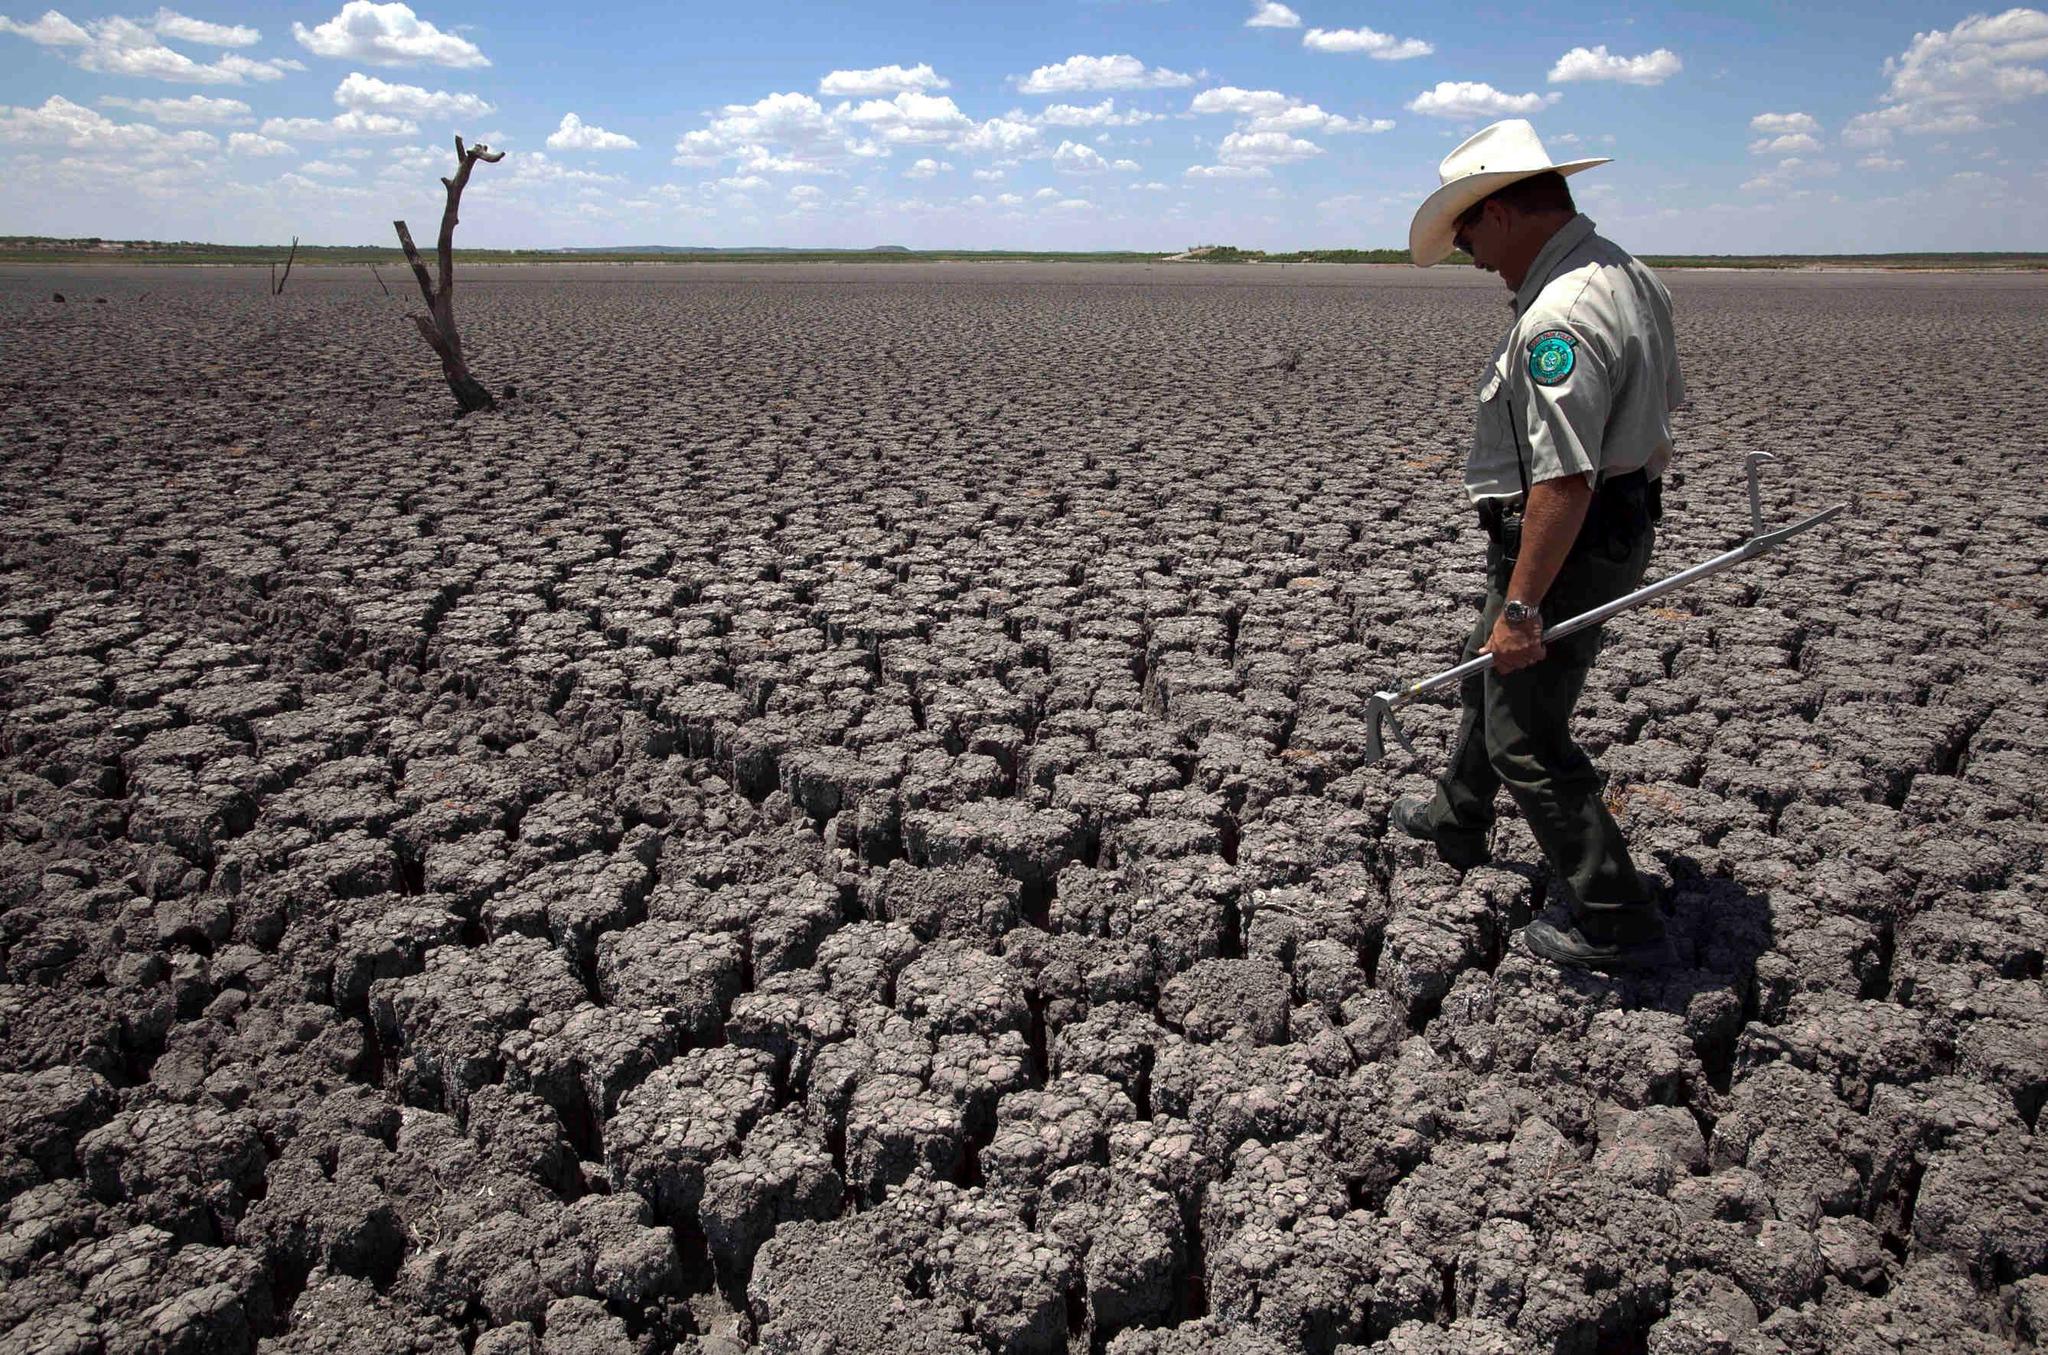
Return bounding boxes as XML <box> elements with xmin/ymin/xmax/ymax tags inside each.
<box><xmin>1453</xmin><ymin>198</ymin><xmax>1488</xmax><ymax>255</ymax></box>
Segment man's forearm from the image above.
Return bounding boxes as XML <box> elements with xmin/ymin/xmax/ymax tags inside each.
<box><xmin>1506</xmin><ymin>474</ymin><xmax>1594</xmax><ymax>607</ymax></box>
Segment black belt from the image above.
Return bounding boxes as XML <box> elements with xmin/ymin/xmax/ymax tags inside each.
<box><xmin>1478</xmin><ymin>469</ymin><xmax>1661</xmax><ymax>550</ymax></box>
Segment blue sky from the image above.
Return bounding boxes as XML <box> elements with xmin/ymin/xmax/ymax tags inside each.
<box><xmin>2</xmin><ymin>1</ymin><xmax>2044</xmax><ymax>252</ymax></box>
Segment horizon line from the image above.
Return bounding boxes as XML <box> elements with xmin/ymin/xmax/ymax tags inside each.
<box><xmin>6</xmin><ymin>236</ymin><xmax>2047</xmax><ymax>265</ymax></box>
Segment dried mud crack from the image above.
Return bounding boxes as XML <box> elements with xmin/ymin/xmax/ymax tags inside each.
<box><xmin>2</xmin><ymin>262</ymin><xmax>2045</xmax><ymax>1355</ymax></box>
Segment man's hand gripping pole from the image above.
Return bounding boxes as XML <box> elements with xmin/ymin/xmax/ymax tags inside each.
<box><xmin>1363</xmin><ymin>454</ymin><xmax>1847</xmax><ymax>766</ymax></box>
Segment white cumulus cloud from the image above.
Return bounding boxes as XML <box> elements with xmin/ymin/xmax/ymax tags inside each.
<box><xmin>0</xmin><ymin>93</ymin><xmax>217</xmax><ymax>154</ymax></box>
<box><xmin>261</xmin><ymin>109</ymin><xmax>416</xmax><ymax>139</ymax></box>
<box><xmin>100</xmin><ymin>93</ymin><xmax>251</xmax><ymax>123</ymax></box>
<box><xmin>381</xmin><ymin>141</ymin><xmax>446</xmax><ymax>175</ymax></box>
<box><xmin>498</xmin><ymin>149</ymin><xmax>618</xmax><ymax>188</ymax></box>
<box><xmin>1883</xmin><ymin>8</ymin><xmax>2048</xmax><ymax>105</ymax></box>
<box><xmin>227</xmin><ymin>130</ymin><xmax>293</xmax><ymax>154</ymax></box>
<box><xmin>1750</xmin><ymin>111</ymin><xmax>1821</xmax><ymax>136</ymax></box>
<box><xmin>1190</xmin><ymin>85</ymin><xmax>1391</xmax><ymax>134</ymax></box>
<box><xmin>278</xmin><ymin>169</ymin><xmax>376</xmax><ymax>197</ymax></box>
<box><xmin>0</xmin><ymin>10</ymin><xmax>90</xmax><ymax>44</ymax></box>
<box><xmin>3</xmin><ymin>11</ymin><xmax>299</xmax><ymax>82</ymax></box>
<box><xmin>293</xmin><ymin>2</ymin><xmax>487</xmax><ymax>68</ymax></box>
<box><xmin>818</xmin><ymin>62</ymin><xmax>948</xmax><ymax>97</ymax></box>
<box><xmin>1741</xmin><ymin>155</ymin><xmax>1840</xmax><ymax>193</ymax></box>
<box><xmin>547</xmin><ymin>112</ymin><xmax>636</xmax><ymax>150</ymax></box>
<box><xmin>1183</xmin><ymin>111</ymin><xmax>1343</xmax><ymax>178</ymax></box>
<box><xmin>1406</xmin><ymin>81</ymin><xmax>1560</xmax><ymax>119</ymax></box>
<box><xmin>672</xmin><ymin>90</ymin><xmax>885</xmax><ymax>173</ymax></box>
<box><xmin>3</xmin><ymin>7</ymin><xmax>258</xmax><ymax>51</ymax></box>
<box><xmin>1842</xmin><ymin>10</ymin><xmax>2048</xmax><ymax>147</ymax></box>
<box><xmin>82</xmin><ymin>43</ymin><xmax>297</xmax><ymax>83</ymax></box>
<box><xmin>1843</xmin><ymin>101</ymin><xmax>1989</xmax><ymax>145</ymax></box>
<box><xmin>670</xmin><ymin>86</ymin><xmax>1045</xmax><ymax>175</ymax></box>
<box><xmin>731</xmin><ymin>146</ymin><xmax>830</xmax><ymax>174</ymax></box>
<box><xmin>1216</xmin><ymin>128</ymin><xmax>1322</xmax><ymax>166</ymax></box>
<box><xmin>1016</xmin><ymin>54</ymin><xmax>1195</xmax><ymax>94</ymax></box>
<box><xmin>1039</xmin><ymin>97</ymin><xmax>1156</xmax><ymax>126</ymax></box>
<box><xmin>1185</xmin><ymin>162</ymin><xmax>1270</xmax><ymax>179</ymax></box>
<box><xmin>1749</xmin><ymin>132</ymin><xmax>1821</xmax><ymax>155</ymax></box>
<box><xmin>952</xmin><ymin>114</ymin><xmax>1040</xmax><ymax>155</ymax></box>
<box><xmin>839</xmin><ymin>90</ymin><xmax>975</xmax><ymax>144</ymax></box>
<box><xmin>1051</xmin><ymin>139</ymin><xmax>1137</xmax><ymax>173</ymax></box>
<box><xmin>334</xmin><ymin>71</ymin><xmax>492</xmax><ymax>119</ymax></box>
<box><xmin>904</xmin><ymin>156</ymin><xmax>950</xmax><ymax>178</ymax></box>
<box><xmin>1191</xmin><ymin>87</ymin><xmax>1292</xmax><ymax>118</ymax></box>
<box><xmin>149</xmin><ymin>8</ymin><xmax>257</xmax><ymax>46</ymax></box>
<box><xmin>1245</xmin><ymin>1</ymin><xmax>1300</xmax><ymax>28</ymax></box>
<box><xmin>1547</xmin><ymin>45</ymin><xmax>1682</xmax><ymax>86</ymax></box>
<box><xmin>1302</xmin><ymin>26</ymin><xmax>1432</xmax><ymax>59</ymax></box>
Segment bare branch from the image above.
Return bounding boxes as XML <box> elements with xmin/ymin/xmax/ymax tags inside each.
<box><xmin>393</xmin><ymin>220</ymin><xmax>436</xmax><ymax>310</ymax></box>
<box><xmin>273</xmin><ymin>235</ymin><xmax>298</xmax><ymax>296</ymax></box>
<box><xmin>411</xmin><ymin>312</ymin><xmax>444</xmax><ymax>351</ymax></box>
<box><xmin>435</xmin><ymin>140</ymin><xmax>494</xmax><ymax>300</ymax></box>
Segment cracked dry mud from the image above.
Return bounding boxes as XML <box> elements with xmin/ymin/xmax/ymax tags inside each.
<box><xmin>1</xmin><ymin>261</ymin><xmax>2044</xmax><ymax>1355</ymax></box>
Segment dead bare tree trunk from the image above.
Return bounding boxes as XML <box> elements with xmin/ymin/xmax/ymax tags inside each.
<box><xmin>394</xmin><ymin>136</ymin><xmax>503</xmax><ymax>415</ymax></box>
<box><xmin>272</xmin><ymin>236</ymin><xmax>298</xmax><ymax>295</ymax></box>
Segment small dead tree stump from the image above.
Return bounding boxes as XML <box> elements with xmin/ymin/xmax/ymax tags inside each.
<box><xmin>272</xmin><ymin>236</ymin><xmax>298</xmax><ymax>296</ymax></box>
<box><xmin>394</xmin><ymin>136</ymin><xmax>503</xmax><ymax>415</ymax></box>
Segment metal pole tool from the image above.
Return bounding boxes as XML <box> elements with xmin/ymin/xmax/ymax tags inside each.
<box><xmin>1363</xmin><ymin>453</ymin><xmax>1849</xmax><ymax>765</ymax></box>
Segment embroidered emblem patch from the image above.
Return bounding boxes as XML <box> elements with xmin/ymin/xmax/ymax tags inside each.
<box><xmin>1527</xmin><ymin>330</ymin><xmax>1577</xmax><ymax>387</ymax></box>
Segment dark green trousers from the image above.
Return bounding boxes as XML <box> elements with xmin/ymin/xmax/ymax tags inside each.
<box><xmin>1418</xmin><ymin>518</ymin><xmax>1656</xmax><ymax>921</ymax></box>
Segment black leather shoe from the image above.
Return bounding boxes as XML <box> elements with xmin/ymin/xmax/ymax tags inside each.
<box><xmin>1520</xmin><ymin>912</ymin><xmax>1673</xmax><ymax>972</ymax></box>
<box><xmin>1390</xmin><ymin>796</ymin><xmax>1492</xmax><ymax>870</ymax></box>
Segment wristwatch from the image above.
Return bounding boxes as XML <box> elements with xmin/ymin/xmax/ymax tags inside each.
<box><xmin>1502</xmin><ymin>599</ymin><xmax>1539</xmax><ymax>626</ymax></box>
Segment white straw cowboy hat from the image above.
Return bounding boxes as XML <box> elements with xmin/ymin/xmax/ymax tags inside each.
<box><xmin>1409</xmin><ymin>119</ymin><xmax>1611</xmax><ymax>266</ymax></box>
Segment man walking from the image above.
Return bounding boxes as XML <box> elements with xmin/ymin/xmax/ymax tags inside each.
<box><xmin>1394</xmin><ymin>119</ymin><xmax>1683</xmax><ymax>971</ymax></box>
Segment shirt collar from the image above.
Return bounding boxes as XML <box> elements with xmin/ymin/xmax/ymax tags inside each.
<box><xmin>1511</xmin><ymin>214</ymin><xmax>1597</xmax><ymax>315</ymax></box>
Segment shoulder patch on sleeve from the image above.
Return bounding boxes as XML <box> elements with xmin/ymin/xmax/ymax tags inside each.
<box><xmin>1526</xmin><ymin>329</ymin><xmax>1577</xmax><ymax>387</ymax></box>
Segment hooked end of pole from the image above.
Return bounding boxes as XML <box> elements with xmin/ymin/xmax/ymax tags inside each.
<box><xmin>1744</xmin><ymin>451</ymin><xmax>1779</xmax><ymax>538</ymax></box>
<box><xmin>1363</xmin><ymin>695</ymin><xmax>1415</xmax><ymax>767</ymax></box>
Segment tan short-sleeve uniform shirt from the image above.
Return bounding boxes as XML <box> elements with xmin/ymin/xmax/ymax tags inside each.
<box><xmin>1465</xmin><ymin>215</ymin><xmax>1685</xmax><ymax>505</ymax></box>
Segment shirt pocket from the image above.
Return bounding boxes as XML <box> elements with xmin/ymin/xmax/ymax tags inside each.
<box><xmin>1477</xmin><ymin>353</ymin><xmax>1507</xmax><ymax>404</ymax></box>
<box><xmin>1468</xmin><ymin>348</ymin><xmax>1526</xmax><ymax>501</ymax></box>
<box><xmin>1474</xmin><ymin>352</ymin><xmax>1513</xmax><ymax>456</ymax></box>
